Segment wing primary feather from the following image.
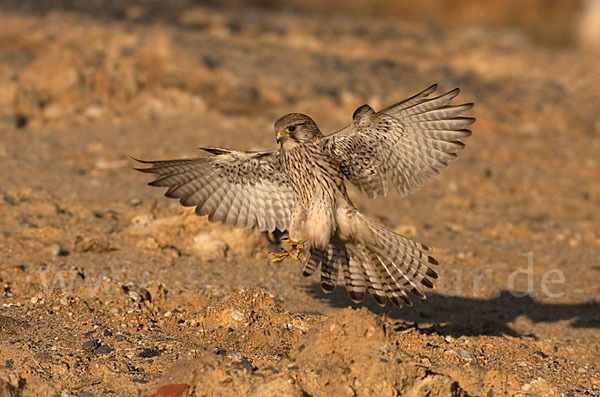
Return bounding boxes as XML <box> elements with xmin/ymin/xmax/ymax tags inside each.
<box><xmin>198</xmin><ymin>147</ymin><xmax>231</xmax><ymax>155</ymax></box>
<box><xmin>136</xmin><ymin>151</ymin><xmax>294</xmax><ymax>232</ymax></box>
<box><xmin>379</xmin><ymin>84</ymin><xmax>438</xmax><ymax>113</ymax></box>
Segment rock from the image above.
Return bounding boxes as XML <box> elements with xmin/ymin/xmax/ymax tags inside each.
<box><xmin>520</xmin><ymin>378</ymin><xmax>560</xmax><ymax>397</ymax></box>
<box><xmin>456</xmin><ymin>350</ymin><xmax>477</xmax><ymax>364</ymax></box>
<box><xmin>129</xmin><ymin>198</ymin><xmax>143</xmax><ymax>207</ymax></box>
<box><xmin>137</xmin><ymin>236</ymin><xmax>160</xmax><ymax>250</ymax></box>
<box><xmin>406</xmin><ymin>374</ymin><xmax>466</xmax><ymax>397</ymax></box>
<box><xmin>394</xmin><ymin>224</ymin><xmax>417</xmax><ymax>237</ymax></box>
<box><xmin>128</xmin><ymin>290</ymin><xmax>141</xmax><ymax>301</ymax></box>
<box><xmin>122</xmin><ymin>284</ymin><xmax>152</xmax><ymax>302</ymax></box>
<box><xmin>230</xmin><ymin>310</ymin><xmax>245</xmax><ymax>322</ymax></box>
<box><xmin>131</xmin><ymin>213</ymin><xmax>155</xmax><ymax>229</ymax></box>
<box><xmin>444</xmin><ymin>349</ymin><xmax>477</xmax><ymax>365</ymax></box>
<box><xmin>93</xmin><ymin>344</ymin><xmax>113</xmax><ymax>356</ymax></box>
<box><xmin>191</xmin><ymin>233</ymin><xmax>228</xmax><ymax>260</ymax></box>
<box><xmin>84</xmin><ymin>105</ymin><xmax>103</xmax><ymax>120</ymax></box>
<box><xmin>50</xmin><ymin>243</ymin><xmax>65</xmax><ymax>256</ymax></box>
<box><xmin>248</xmin><ymin>376</ymin><xmax>303</xmax><ymax>397</ymax></box>
<box><xmin>139</xmin><ymin>348</ymin><xmax>161</xmax><ymax>358</ymax></box>
<box><xmin>82</xmin><ymin>339</ymin><xmax>100</xmax><ymax>350</ymax></box>
<box><xmin>143</xmin><ymin>384</ymin><xmax>189</xmax><ymax>397</ymax></box>
<box><xmin>231</xmin><ymin>354</ymin><xmax>253</xmax><ymax>372</ymax></box>
<box><xmin>73</xmin><ymin>235</ymin><xmax>112</xmax><ymax>253</ymax></box>
<box><xmin>444</xmin><ymin>223</ymin><xmax>463</xmax><ymax>233</ymax></box>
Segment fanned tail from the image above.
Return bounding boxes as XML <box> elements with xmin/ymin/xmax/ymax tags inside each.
<box><xmin>302</xmin><ymin>214</ymin><xmax>438</xmax><ymax>308</ymax></box>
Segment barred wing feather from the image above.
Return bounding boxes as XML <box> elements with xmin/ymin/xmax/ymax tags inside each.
<box><xmin>323</xmin><ymin>84</ymin><xmax>474</xmax><ymax>198</ymax></box>
<box><xmin>135</xmin><ymin>148</ymin><xmax>294</xmax><ymax>233</ymax></box>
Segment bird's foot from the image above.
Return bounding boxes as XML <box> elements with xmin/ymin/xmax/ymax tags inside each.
<box><xmin>269</xmin><ymin>236</ymin><xmax>308</xmax><ymax>263</ymax></box>
<box><xmin>270</xmin><ymin>249</ymin><xmax>300</xmax><ymax>263</ymax></box>
<box><xmin>281</xmin><ymin>236</ymin><xmax>309</xmax><ymax>256</ymax></box>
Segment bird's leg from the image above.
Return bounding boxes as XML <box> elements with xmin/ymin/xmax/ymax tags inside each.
<box><xmin>269</xmin><ymin>236</ymin><xmax>309</xmax><ymax>263</ymax></box>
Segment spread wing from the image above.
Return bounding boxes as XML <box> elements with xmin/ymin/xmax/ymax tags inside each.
<box><xmin>135</xmin><ymin>148</ymin><xmax>294</xmax><ymax>232</ymax></box>
<box><xmin>322</xmin><ymin>84</ymin><xmax>474</xmax><ymax>198</ymax></box>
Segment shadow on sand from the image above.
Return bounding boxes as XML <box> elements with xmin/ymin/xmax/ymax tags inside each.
<box><xmin>304</xmin><ymin>283</ymin><xmax>600</xmax><ymax>337</ymax></box>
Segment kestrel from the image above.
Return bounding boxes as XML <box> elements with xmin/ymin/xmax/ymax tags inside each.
<box><xmin>136</xmin><ymin>84</ymin><xmax>474</xmax><ymax>307</ymax></box>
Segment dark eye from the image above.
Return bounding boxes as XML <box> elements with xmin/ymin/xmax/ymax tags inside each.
<box><xmin>286</xmin><ymin>126</ymin><xmax>296</xmax><ymax>133</ymax></box>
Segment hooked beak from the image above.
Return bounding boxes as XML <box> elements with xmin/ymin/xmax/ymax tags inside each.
<box><xmin>276</xmin><ymin>130</ymin><xmax>285</xmax><ymax>143</ymax></box>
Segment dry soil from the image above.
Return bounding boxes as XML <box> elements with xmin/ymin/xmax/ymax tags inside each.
<box><xmin>0</xmin><ymin>2</ymin><xmax>599</xmax><ymax>396</ymax></box>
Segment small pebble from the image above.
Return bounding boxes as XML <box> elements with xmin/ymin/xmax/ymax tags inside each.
<box><xmin>51</xmin><ymin>244</ymin><xmax>62</xmax><ymax>256</ymax></box>
<box><xmin>93</xmin><ymin>344</ymin><xmax>113</xmax><ymax>355</ymax></box>
<box><xmin>231</xmin><ymin>354</ymin><xmax>253</xmax><ymax>372</ymax></box>
<box><xmin>82</xmin><ymin>339</ymin><xmax>100</xmax><ymax>350</ymax></box>
<box><xmin>129</xmin><ymin>198</ymin><xmax>142</xmax><ymax>207</ymax></box>
<box><xmin>445</xmin><ymin>349</ymin><xmax>477</xmax><ymax>364</ymax></box>
<box><xmin>128</xmin><ymin>291</ymin><xmax>140</xmax><ymax>302</ymax></box>
<box><xmin>230</xmin><ymin>310</ymin><xmax>244</xmax><ymax>322</ymax></box>
<box><xmin>456</xmin><ymin>350</ymin><xmax>477</xmax><ymax>364</ymax></box>
<box><xmin>138</xmin><ymin>348</ymin><xmax>161</xmax><ymax>358</ymax></box>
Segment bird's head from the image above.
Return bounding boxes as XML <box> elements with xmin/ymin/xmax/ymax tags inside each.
<box><xmin>274</xmin><ymin>113</ymin><xmax>322</xmax><ymax>145</ymax></box>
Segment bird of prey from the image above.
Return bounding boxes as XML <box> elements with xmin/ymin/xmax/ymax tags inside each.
<box><xmin>135</xmin><ymin>84</ymin><xmax>474</xmax><ymax>307</ymax></box>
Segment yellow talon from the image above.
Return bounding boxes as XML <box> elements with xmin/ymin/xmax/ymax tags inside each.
<box><xmin>270</xmin><ymin>249</ymin><xmax>299</xmax><ymax>262</ymax></box>
<box><xmin>281</xmin><ymin>236</ymin><xmax>309</xmax><ymax>255</ymax></box>
<box><xmin>269</xmin><ymin>236</ymin><xmax>308</xmax><ymax>262</ymax></box>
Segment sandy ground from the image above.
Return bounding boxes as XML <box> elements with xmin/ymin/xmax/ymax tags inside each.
<box><xmin>0</xmin><ymin>2</ymin><xmax>599</xmax><ymax>396</ymax></box>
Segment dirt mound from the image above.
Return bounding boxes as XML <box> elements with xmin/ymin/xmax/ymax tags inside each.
<box><xmin>0</xmin><ymin>369</ymin><xmax>58</xmax><ymax>397</ymax></box>
<box><xmin>286</xmin><ymin>309</ymin><xmax>464</xmax><ymax>397</ymax></box>
<box><xmin>146</xmin><ymin>305</ymin><xmax>467</xmax><ymax>397</ymax></box>
<box><xmin>145</xmin><ymin>303</ymin><xmax>563</xmax><ymax>396</ymax></box>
